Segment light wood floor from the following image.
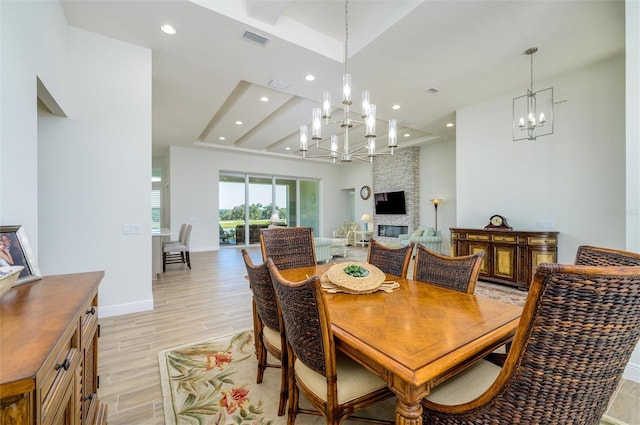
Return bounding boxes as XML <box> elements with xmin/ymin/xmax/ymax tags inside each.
<box><xmin>97</xmin><ymin>246</ymin><xmax>639</xmax><ymax>425</ymax></box>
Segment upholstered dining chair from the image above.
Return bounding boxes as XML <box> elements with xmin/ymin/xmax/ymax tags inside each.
<box><xmin>367</xmin><ymin>239</ymin><xmax>413</xmax><ymax>278</ymax></box>
<box><xmin>162</xmin><ymin>223</ymin><xmax>186</xmax><ymax>248</ymax></box>
<box><xmin>420</xmin><ymin>258</ymin><xmax>640</xmax><ymax>425</ymax></box>
<box><xmin>259</xmin><ymin>226</ymin><xmax>317</xmax><ymax>270</ymax></box>
<box><xmin>241</xmin><ymin>249</ymin><xmax>287</xmax><ymax>416</ymax></box>
<box><xmin>267</xmin><ymin>259</ymin><xmax>394</xmax><ymax>425</ymax></box>
<box><xmin>162</xmin><ymin>224</ymin><xmax>192</xmax><ymax>271</ymax></box>
<box><xmin>575</xmin><ymin>244</ymin><xmax>640</xmax><ymax>266</ymax></box>
<box><xmin>413</xmin><ymin>245</ymin><xmax>484</xmax><ymax>293</ymax></box>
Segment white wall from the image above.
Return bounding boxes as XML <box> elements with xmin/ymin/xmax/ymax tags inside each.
<box><xmin>2</xmin><ymin>2</ymin><xmax>153</xmax><ymax>318</ymax></box>
<box><xmin>168</xmin><ymin>146</ymin><xmax>369</xmax><ymax>251</ymax></box>
<box><xmin>457</xmin><ymin>55</ymin><xmax>625</xmax><ymax>264</ymax></box>
<box><xmin>420</xmin><ymin>140</ymin><xmax>456</xmax><ymax>254</ymax></box>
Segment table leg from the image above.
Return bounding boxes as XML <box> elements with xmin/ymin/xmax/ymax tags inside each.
<box><xmin>395</xmin><ymin>398</ymin><xmax>423</xmax><ymax>425</ymax></box>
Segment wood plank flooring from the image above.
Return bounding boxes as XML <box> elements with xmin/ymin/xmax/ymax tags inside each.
<box><xmin>97</xmin><ymin>246</ymin><xmax>639</xmax><ymax>425</ymax></box>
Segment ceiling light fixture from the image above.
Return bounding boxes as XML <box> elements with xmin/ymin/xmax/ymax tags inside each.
<box><xmin>392</xmin><ymin>105</ymin><xmax>400</xmax><ymax>110</ymax></box>
<box><xmin>513</xmin><ymin>47</ymin><xmax>553</xmax><ymax>141</ymax></box>
<box><xmin>160</xmin><ymin>24</ymin><xmax>176</xmax><ymax>35</ymax></box>
<box><xmin>260</xmin><ymin>96</ymin><xmax>269</xmax><ymax>102</ymax></box>
<box><xmin>305</xmin><ymin>74</ymin><xmax>316</xmax><ymax>81</ymax></box>
<box><xmin>446</xmin><ymin>123</ymin><xmax>454</xmax><ymax>128</ymax></box>
<box><xmin>299</xmin><ymin>0</ymin><xmax>397</xmax><ymax>164</ymax></box>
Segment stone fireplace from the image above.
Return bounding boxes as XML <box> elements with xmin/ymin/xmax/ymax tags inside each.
<box><xmin>372</xmin><ymin>147</ymin><xmax>420</xmax><ymax>244</ymax></box>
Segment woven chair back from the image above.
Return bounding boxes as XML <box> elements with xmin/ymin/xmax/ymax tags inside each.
<box><xmin>241</xmin><ymin>249</ymin><xmax>280</xmax><ymax>331</ymax></box>
<box><xmin>575</xmin><ymin>245</ymin><xmax>640</xmax><ymax>266</ymax></box>
<box><xmin>260</xmin><ymin>227</ymin><xmax>317</xmax><ymax>270</ymax></box>
<box><xmin>413</xmin><ymin>245</ymin><xmax>484</xmax><ymax>293</ymax></box>
<box><xmin>424</xmin><ymin>260</ymin><xmax>640</xmax><ymax>425</ymax></box>
<box><xmin>367</xmin><ymin>239</ymin><xmax>413</xmax><ymax>278</ymax></box>
<box><xmin>267</xmin><ymin>259</ymin><xmax>328</xmax><ymax>377</ymax></box>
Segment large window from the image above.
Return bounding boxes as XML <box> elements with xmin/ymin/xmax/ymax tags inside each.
<box><xmin>219</xmin><ymin>173</ymin><xmax>319</xmax><ymax>245</ymax></box>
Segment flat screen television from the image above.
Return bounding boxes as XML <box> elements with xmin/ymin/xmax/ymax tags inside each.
<box><xmin>374</xmin><ymin>191</ymin><xmax>406</xmax><ymax>215</ymax></box>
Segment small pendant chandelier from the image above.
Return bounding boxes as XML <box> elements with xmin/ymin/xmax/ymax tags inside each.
<box><xmin>513</xmin><ymin>47</ymin><xmax>554</xmax><ymax>141</ymax></box>
<box><xmin>299</xmin><ymin>0</ymin><xmax>397</xmax><ymax>164</ymax></box>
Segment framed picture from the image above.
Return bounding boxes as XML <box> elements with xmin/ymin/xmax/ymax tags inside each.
<box><xmin>0</xmin><ymin>225</ymin><xmax>42</xmax><ymax>285</ymax></box>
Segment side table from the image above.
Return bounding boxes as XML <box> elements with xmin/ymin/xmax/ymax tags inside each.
<box><xmin>353</xmin><ymin>231</ymin><xmax>373</xmax><ymax>247</ymax></box>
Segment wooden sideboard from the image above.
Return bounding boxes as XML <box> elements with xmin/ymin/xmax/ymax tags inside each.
<box><xmin>0</xmin><ymin>272</ymin><xmax>107</xmax><ymax>425</ymax></box>
<box><xmin>450</xmin><ymin>228</ymin><xmax>558</xmax><ymax>290</ymax></box>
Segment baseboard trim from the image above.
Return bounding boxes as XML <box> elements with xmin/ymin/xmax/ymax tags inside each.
<box><xmin>623</xmin><ymin>361</ymin><xmax>640</xmax><ymax>383</ymax></box>
<box><xmin>99</xmin><ymin>299</ymin><xmax>154</xmax><ymax>318</ymax></box>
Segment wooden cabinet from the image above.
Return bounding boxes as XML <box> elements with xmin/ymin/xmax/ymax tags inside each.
<box><xmin>450</xmin><ymin>228</ymin><xmax>558</xmax><ymax>290</ymax></box>
<box><xmin>0</xmin><ymin>272</ymin><xmax>107</xmax><ymax>425</ymax></box>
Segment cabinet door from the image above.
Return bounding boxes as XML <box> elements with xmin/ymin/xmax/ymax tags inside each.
<box><xmin>468</xmin><ymin>242</ymin><xmax>490</xmax><ymax>275</ymax></box>
<box><xmin>81</xmin><ymin>296</ymin><xmax>99</xmax><ymax>424</ymax></box>
<box><xmin>529</xmin><ymin>247</ymin><xmax>557</xmax><ymax>280</ymax></box>
<box><xmin>492</xmin><ymin>244</ymin><xmax>517</xmax><ymax>282</ymax></box>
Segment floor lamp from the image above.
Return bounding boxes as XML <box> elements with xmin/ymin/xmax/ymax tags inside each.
<box><xmin>431</xmin><ymin>199</ymin><xmax>441</xmax><ymax>232</ymax></box>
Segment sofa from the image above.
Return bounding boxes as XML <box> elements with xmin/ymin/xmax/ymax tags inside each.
<box><xmin>314</xmin><ymin>238</ymin><xmax>333</xmax><ymax>263</ymax></box>
<box><xmin>398</xmin><ymin>226</ymin><xmax>442</xmax><ymax>253</ymax></box>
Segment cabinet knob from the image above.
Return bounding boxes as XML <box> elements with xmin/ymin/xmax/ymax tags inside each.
<box><xmin>82</xmin><ymin>393</ymin><xmax>95</xmax><ymax>402</ymax></box>
<box><xmin>86</xmin><ymin>307</ymin><xmax>96</xmax><ymax>315</ymax></box>
<box><xmin>55</xmin><ymin>358</ymin><xmax>71</xmax><ymax>371</ymax></box>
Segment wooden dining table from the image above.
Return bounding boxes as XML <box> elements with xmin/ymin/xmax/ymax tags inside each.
<box><xmin>279</xmin><ymin>262</ymin><xmax>523</xmax><ymax>425</ymax></box>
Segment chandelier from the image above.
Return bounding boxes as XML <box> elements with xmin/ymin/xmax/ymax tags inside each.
<box><xmin>513</xmin><ymin>47</ymin><xmax>554</xmax><ymax>141</ymax></box>
<box><xmin>299</xmin><ymin>0</ymin><xmax>397</xmax><ymax>164</ymax></box>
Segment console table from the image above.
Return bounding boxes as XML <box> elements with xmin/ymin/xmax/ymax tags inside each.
<box><xmin>353</xmin><ymin>231</ymin><xmax>373</xmax><ymax>247</ymax></box>
<box><xmin>0</xmin><ymin>271</ymin><xmax>107</xmax><ymax>425</ymax></box>
<box><xmin>450</xmin><ymin>228</ymin><xmax>558</xmax><ymax>290</ymax></box>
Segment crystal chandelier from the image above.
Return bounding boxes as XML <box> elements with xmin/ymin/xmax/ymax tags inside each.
<box><xmin>513</xmin><ymin>47</ymin><xmax>554</xmax><ymax>141</ymax></box>
<box><xmin>299</xmin><ymin>0</ymin><xmax>397</xmax><ymax>164</ymax></box>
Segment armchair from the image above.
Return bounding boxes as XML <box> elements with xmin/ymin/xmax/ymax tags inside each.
<box><xmin>332</xmin><ymin>221</ymin><xmax>358</xmax><ymax>246</ymax></box>
<box><xmin>399</xmin><ymin>226</ymin><xmax>442</xmax><ymax>253</ymax></box>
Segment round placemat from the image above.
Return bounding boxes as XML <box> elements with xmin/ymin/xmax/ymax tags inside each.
<box><xmin>326</xmin><ymin>262</ymin><xmax>386</xmax><ymax>294</ymax></box>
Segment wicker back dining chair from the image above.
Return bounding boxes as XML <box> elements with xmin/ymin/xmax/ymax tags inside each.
<box><xmin>241</xmin><ymin>249</ymin><xmax>287</xmax><ymax>416</ymax></box>
<box><xmin>575</xmin><ymin>245</ymin><xmax>640</xmax><ymax>266</ymax></box>
<box><xmin>267</xmin><ymin>259</ymin><xmax>394</xmax><ymax>425</ymax></box>
<box><xmin>367</xmin><ymin>239</ymin><xmax>414</xmax><ymax>278</ymax></box>
<box><xmin>421</xmin><ymin>258</ymin><xmax>640</xmax><ymax>425</ymax></box>
<box><xmin>413</xmin><ymin>245</ymin><xmax>484</xmax><ymax>293</ymax></box>
<box><xmin>260</xmin><ymin>227</ymin><xmax>317</xmax><ymax>270</ymax></box>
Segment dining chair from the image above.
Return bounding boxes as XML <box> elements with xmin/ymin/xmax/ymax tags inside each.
<box><xmin>241</xmin><ymin>249</ymin><xmax>287</xmax><ymax>416</ymax></box>
<box><xmin>420</xmin><ymin>258</ymin><xmax>640</xmax><ymax>425</ymax></box>
<box><xmin>162</xmin><ymin>223</ymin><xmax>186</xmax><ymax>248</ymax></box>
<box><xmin>413</xmin><ymin>245</ymin><xmax>484</xmax><ymax>293</ymax></box>
<box><xmin>574</xmin><ymin>244</ymin><xmax>640</xmax><ymax>266</ymax></box>
<box><xmin>267</xmin><ymin>258</ymin><xmax>394</xmax><ymax>425</ymax></box>
<box><xmin>259</xmin><ymin>227</ymin><xmax>317</xmax><ymax>270</ymax></box>
<box><xmin>367</xmin><ymin>239</ymin><xmax>413</xmax><ymax>278</ymax></box>
<box><xmin>162</xmin><ymin>224</ymin><xmax>192</xmax><ymax>271</ymax></box>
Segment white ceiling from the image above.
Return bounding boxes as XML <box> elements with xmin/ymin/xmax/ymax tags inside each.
<box><xmin>60</xmin><ymin>0</ymin><xmax>625</xmax><ymax>160</ymax></box>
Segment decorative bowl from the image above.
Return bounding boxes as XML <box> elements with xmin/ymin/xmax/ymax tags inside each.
<box><xmin>0</xmin><ymin>266</ymin><xmax>25</xmax><ymax>299</ymax></box>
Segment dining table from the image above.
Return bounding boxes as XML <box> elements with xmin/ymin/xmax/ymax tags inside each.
<box><xmin>279</xmin><ymin>262</ymin><xmax>523</xmax><ymax>425</ymax></box>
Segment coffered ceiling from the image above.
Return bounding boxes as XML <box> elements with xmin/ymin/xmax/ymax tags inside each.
<box><xmin>61</xmin><ymin>0</ymin><xmax>625</xmax><ymax>161</ymax></box>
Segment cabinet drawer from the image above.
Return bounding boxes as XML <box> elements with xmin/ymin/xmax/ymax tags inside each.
<box><xmin>528</xmin><ymin>237</ymin><xmax>557</xmax><ymax>245</ymax></box>
<box><xmin>492</xmin><ymin>235</ymin><xmax>517</xmax><ymax>243</ymax></box>
<box><xmin>467</xmin><ymin>234</ymin><xmax>490</xmax><ymax>241</ymax></box>
<box><xmin>40</xmin><ymin>324</ymin><xmax>80</xmax><ymax>425</ymax></box>
<box><xmin>81</xmin><ymin>295</ymin><xmax>99</xmax><ymax>346</ymax></box>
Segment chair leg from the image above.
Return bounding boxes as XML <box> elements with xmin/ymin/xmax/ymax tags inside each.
<box><xmin>287</xmin><ymin>371</ymin><xmax>299</xmax><ymax>425</ymax></box>
<box><xmin>185</xmin><ymin>251</ymin><xmax>191</xmax><ymax>269</ymax></box>
<box><xmin>162</xmin><ymin>252</ymin><xmax>166</xmax><ymax>272</ymax></box>
<box><xmin>278</xmin><ymin>346</ymin><xmax>288</xmax><ymax>416</ymax></box>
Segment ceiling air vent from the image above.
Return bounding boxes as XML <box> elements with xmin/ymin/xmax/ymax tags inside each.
<box><xmin>268</xmin><ymin>79</ymin><xmax>290</xmax><ymax>90</ymax></box>
<box><xmin>243</xmin><ymin>30</ymin><xmax>269</xmax><ymax>46</ymax></box>
<box><xmin>426</xmin><ymin>87</ymin><xmax>440</xmax><ymax>94</ymax></box>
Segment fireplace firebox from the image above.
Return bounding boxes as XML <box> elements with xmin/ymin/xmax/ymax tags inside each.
<box><xmin>378</xmin><ymin>225</ymin><xmax>408</xmax><ymax>238</ymax></box>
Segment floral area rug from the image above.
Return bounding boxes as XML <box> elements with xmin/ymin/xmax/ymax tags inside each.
<box><xmin>158</xmin><ymin>330</ymin><xmax>395</xmax><ymax>425</ymax></box>
<box><xmin>158</xmin><ymin>330</ymin><xmax>278</xmax><ymax>425</ymax></box>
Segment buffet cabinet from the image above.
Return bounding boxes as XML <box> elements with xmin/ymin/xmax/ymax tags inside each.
<box><xmin>450</xmin><ymin>228</ymin><xmax>558</xmax><ymax>290</ymax></box>
<box><xmin>0</xmin><ymin>272</ymin><xmax>107</xmax><ymax>425</ymax></box>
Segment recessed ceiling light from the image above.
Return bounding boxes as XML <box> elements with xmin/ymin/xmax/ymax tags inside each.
<box><xmin>446</xmin><ymin>123</ymin><xmax>454</xmax><ymax>127</ymax></box>
<box><xmin>305</xmin><ymin>74</ymin><xmax>315</xmax><ymax>81</ymax></box>
<box><xmin>392</xmin><ymin>105</ymin><xmax>400</xmax><ymax>110</ymax></box>
<box><xmin>285</xmin><ymin>147</ymin><xmax>291</xmax><ymax>150</ymax></box>
<box><xmin>404</xmin><ymin>133</ymin><xmax>410</xmax><ymax>137</ymax></box>
<box><xmin>260</xmin><ymin>96</ymin><xmax>269</xmax><ymax>102</ymax></box>
<box><xmin>160</xmin><ymin>24</ymin><xmax>176</xmax><ymax>35</ymax></box>
<box><xmin>218</xmin><ymin>136</ymin><xmax>226</xmax><ymax>141</ymax></box>
<box><xmin>235</xmin><ymin>121</ymin><xmax>243</xmax><ymax>125</ymax></box>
